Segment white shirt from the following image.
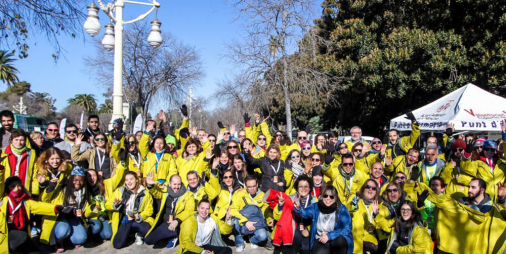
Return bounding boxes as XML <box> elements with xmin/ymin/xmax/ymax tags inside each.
<box><xmin>195</xmin><ymin>217</ymin><xmax>217</xmax><ymax>247</ymax></box>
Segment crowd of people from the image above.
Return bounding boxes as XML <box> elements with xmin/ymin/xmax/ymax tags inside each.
<box><xmin>0</xmin><ymin>106</ymin><xmax>505</xmax><ymax>254</ymax></box>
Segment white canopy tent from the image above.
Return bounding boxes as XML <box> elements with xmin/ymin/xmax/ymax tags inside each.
<box><xmin>390</xmin><ymin>83</ymin><xmax>506</xmax><ymax>132</ymax></box>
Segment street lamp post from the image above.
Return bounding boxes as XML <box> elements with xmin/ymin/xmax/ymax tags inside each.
<box><xmin>83</xmin><ymin>0</ymin><xmax>162</xmax><ymax>129</ymax></box>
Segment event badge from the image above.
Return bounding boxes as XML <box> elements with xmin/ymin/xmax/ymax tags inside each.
<box><xmin>7</xmin><ymin>215</ymin><xmax>14</xmax><ymax>224</ymax></box>
<box><xmin>76</xmin><ymin>209</ymin><xmax>82</xmax><ymax>217</ymax></box>
<box><xmin>273</xmin><ymin>176</ymin><xmax>279</xmax><ymax>183</ymax></box>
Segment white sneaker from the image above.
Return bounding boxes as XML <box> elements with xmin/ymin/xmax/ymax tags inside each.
<box><xmin>135</xmin><ymin>233</ymin><xmax>144</xmax><ymax>246</ymax></box>
<box><xmin>251</xmin><ymin>243</ymin><xmax>259</xmax><ymax>249</ymax></box>
<box><xmin>236</xmin><ymin>246</ymin><xmax>244</xmax><ymax>253</ymax></box>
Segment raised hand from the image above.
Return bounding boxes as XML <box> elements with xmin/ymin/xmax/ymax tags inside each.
<box><xmin>36</xmin><ymin>173</ymin><xmax>47</xmax><ymax>184</ymax></box>
<box><xmin>385</xmin><ymin>155</ymin><xmax>392</xmax><ymax>166</ymax></box>
<box><xmin>230</xmin><ymin>125</ymin><xmax>236</xmax><ymax>136</ymax></box>
<box><xmin>217</xmin><ymin>131</ymin><xmax>224</xmax><ymax>143</ymax></box>
<box><xmin>75</xmin><ymin>134</ymin><xmax>84</xmax><ymax>145</ymax></box>
<box><xmin>502</xmin><ymin>119</ymin><xmax>506</xmax><ymax>134</ymax></box>
<box><xmin>158</xmin><ymin>110</ymin><xmax>167</xmax><ymax>122</ymax></box>
<box><xmin>498</xmin><ymin>182</ymin><xmax>506</xmax><ymax>200</ymax></box>
<box><xmin>113</xmin><ymin>198</ymin><xmax>122</xmax><ymax>207</ymax></box>
<box><xmin>243</xmin><ymin>113</ymin><xmax>250</xmax><ymax>124</ymax></box>
<box><xmin>217</xmin><ymin>121</ymin><xmax>225</xmax><ymax>129</ymax></box>
<box><xmin>212</xmin><ymin>157</ymin><xmax>219</xmax><ymax>169</ymax></box>
<box><xmin>205</xmin><ymin>149</ymin><xmax>213</xmax><ymax>160</ymax></box>
<box><xmin>371</xmin><ymin>200</ymin><xmax>379</xmax><ymax>215</ymax></box>
<box><xmin>277</xmin><ymin>193</ymin><xmax>285</xmax><ymax>207</ymax></box>
<box><xmin>146</xmin><ymin>172</ymin><xmax>156</xmax><ymax>186</ymax></box>
<box><xmin>380</xmin><ymin>145</ymin><xmax>386</xmax><ymax>156</ymax></box>
<box><xmin>180</xmin><ymin>105</ymin><xmax>188</xmax><ymax>117</ymax></box>
<box><xmin>146</xmin><ymin>121</ymin><xmax>155</xmax><ymax>133</ymax></box>
<box><xmin>254</xmin><ymin>113</ymin><xmax>261</xmax><ymax>123</ymax></box>
<box><xmin>293</xmin><ymin>196</ymin><xmax>301</xmax><ymax>210</ymax></box>
<box><xmin>262</xmin><ymin>115</ymin><xmax>270</xmax><ymax>123</ymax></box>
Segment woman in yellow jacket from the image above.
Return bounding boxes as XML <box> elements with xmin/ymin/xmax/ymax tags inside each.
<box><xmin>71</xmin><ymin>133</ymin><xmax>118</xmax><ymax>179</ymax></box>
<box><xmin>0</xmin><ymin>129</ymin><xmax>39</xmax><ymax>198</ymax></box>
<box><xmin>385</xmin><ymin>201</ymin><xmax>432</xmax><ymax>254</ymax></box>
<box><xmin>138</xmin><ymin>123</ymin><xmax>177</xmax><ymax>200</ymax></box>
<box><xmin>177</xmin><ymin>197</ymin><xmax>232</xmax><ymax>254</ymax></box>
<box><xmin>39</xmin><ymin>167</ymin><xmax>93</xmax><ymax>252</ymax></box>
<box><xmin>123</xmin><ymin>134</ymin><xmax>143</xmax><ymax>179</ymax></box>
<box><xmin>175</xmin><ymin>137</ymin><xmax>210</xmax><ymax>187</ymax></box>
<box><xmin>0</xmin><ymin>176</ymin><xmax>59</xmax><ymax>254</ymax></box>
<box><xmin>349</xmin><ymin>179</ymin><xmax>381</xmax><ymax>254</ymax></box>
<box><xmin>34</xmin><ymin>147</ymin><xmax>73</xmax><ymax>193</ymax></box>
<box><xmin>210</xmin><ymin>169</ymin><xmax>242</xmax><ymax>235</ymax></box>
<box><xmin>106</xmin><ymin>171</ymin><xmax>154</xmax><ymax>248</ymax></box>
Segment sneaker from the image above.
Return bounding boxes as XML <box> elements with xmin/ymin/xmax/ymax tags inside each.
<box><xmin>135</xmin><ymin>233</ymin><xmax>144</xmax><ymax>246</ymax></box>
<box><xmin>236</xmin><ymin>246</ymin><xmax>244</xmax><ymax>253</ymax></box>
<box><xmin>56</xmin><ymin>248</ymin><xmax>65</xmax><ymax>253</ymax></box>
<box><xmin>251</xmin><ymin>243</ymin><xmax>259</xmax><ymax>249</ymax></box>
<box><xmin>264</xmin><ymin>240</ymin><xmax>274</xmax><ymax>250</ymax></box>
<box><xmin>166</xmin><ymin>237</ymin><xmax>178</xmax><ymax>249</ymax></box>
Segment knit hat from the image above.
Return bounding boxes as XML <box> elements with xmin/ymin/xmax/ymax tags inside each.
<box><xmin>71</xmin><ymin>166</ymin><xmax>85</xmax><ymax>176</ymax></box>
<box><xmin>451</xmin><ymin>139</ymin><xmax>466</xmax><ymax>150</ymax></box>
<box><xmin>165</xmin><ymin>135</ymin><xmax>177</xmax><ymax>146</ymax></box>
<box><xmin>484</xmin><ymin>139</ymin><xmax>497</xmax><ymax>150</ymax></box>
<box><xmin>475</xmin><ymin>137</ymin><xmax>486</xmax><ymax>147</ymax></box>
<box><xmin>4</xmin><ymin>176</ymin><xmax>22</xmax><ymax>195</ymax></box>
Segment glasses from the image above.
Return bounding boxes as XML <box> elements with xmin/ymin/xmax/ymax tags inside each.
<box><xmin>95</xmin><ymin>138</ymin><xmax>106</xmax><ymax>142</ymax></box>
<box><xmin>371</xmin><ymin>141</ymin><xmax>382</xmax><ymax>145</ymax></box>
<box><xmin>426</xmin><ymin>153</ymin><xmax>436</xmax><ymax>156</ymax></box>
<box><xmin>354</xmin><ymin>149</ymin><xmax>362</xmax><ymax>152</ymax></box>
<box><xmin>209</xmin><ymin>139</ymin><xmax>216</xmax><ymax>142</ymax></box>
<box><xmin>276</xmin><ymin>134</ymin><xmax>283</xmax><ymax>137</ymax></box>
<box><xmin>339</xmin><ymin>146</ymin><xmax>347</xmax><ymax>150</ymax></box>
<box><xmin>302</xmin><ymin>147</ymin><xmax>312</xmax><ymax>150</ymax></box>
<box><xmin>239</xmin><ymin>135</ymin><xmax>246</xmax><ymax>138</ymax></box>
<box><xmin>66</xmin><ymin>130</ymin><xmax>78</xmax><ymax>134</ymax></box>
<box><xmin>227</xmin><ymin>146</ymin><xmax>238</xmax><ymax>149</ymax></box>
<box><xmin>484</xmin><ymin>148</ymin><xmax>496</xmax><ymax>152</ymax></box>
<box><xmin>342</xmin><ymin>163</ymin><xmax>353</xmax><ymax>167</ymax></box>
<box><xmin>386</xmin><ymin>188</ymin><xmax>398</xmax><ymax>193</ymax></box>
<box><xmin>401</xmin><ymin>208</ymin><xmax>412</xmax><ymax>212</ymax></box>
<box><xmin>291</xmin><ymin>155</ymin><xmax>300</xmax><ymax>159</ymax></box>
<box><xmin>455</xmin><ymin>148</ymin><xmax>464</xmax><ymax>152</ymax></box>
<box><xmin>224</xmin><ymin>132</ymin><xmax>230</xmax><ymax>135</ymax></box>
<box><xmin>395</xmin><ymin>176</ymin><xmax>406</xmax><ymax>180</ymax></box>
<box><xmin>311</xmin><ymin>158</ymin><xmax>320</xmax><ymax>162</ymax></box>
<box><xmin>298</xmin><ymin>136</ymin><xmax>307</xmax><ymax>140</ymax></box>
<box><xmin>47</xmin><ymin>129</ymin><xmax>58</xmax><ymax>132</ymax></box>
<box><xmin>475</xmin><ymin>146</ymin><xmax>483</xmax><ymax>149</ymax></box>
<box><xmin>258</xmin><ymin>137</ymin><xmax>266</xmax><ymax>141</ymax></box>
<box><xmin>323</xmin><ymin>194</ymin><xmax>335</xmax><ymax>199</ymax></box>
<box><xmin>128</xmin><ymin>141</ymin><xmax>137</xmax><ymax>145</ymax></box>
<box><xmin>223</xmin><ymin>176</ymin><xmax>233</xmax><ymax>179</ymax></box>
<box><xmin>365</xmin><ymin>185</ymin><xmax>377</xmax><ymax>191</ymax></box>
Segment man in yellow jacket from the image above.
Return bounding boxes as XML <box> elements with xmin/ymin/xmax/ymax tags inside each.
<box><xmin>344</xmin><ymin>126</ymin><xmax>369</xmax><ymax>151</ymax></box>
<box><xmin>386</xmin><ymin>111</ymin><xmax>420</xmax><ymax>159</ymax></box>
<box><xmin>329</xmin><ymin>154</ymin><xmax>368</xmax><ymax>207</ymax></box>
<box><xmin>230</xmin><ymin>176</ymin><xmax>272</xmax><ymax>252</ymax></box>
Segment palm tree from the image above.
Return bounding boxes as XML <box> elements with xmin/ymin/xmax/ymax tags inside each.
<box><xmin>99</xmin><ymin>99</ymin><xmax>113</xmax><ymax>114</ymax></box>
<box><xmin>68</xmin><ymin>94</ymin><xmax>97</xmax><ymax>114</ymax></box>
<box><xmin>29</xmin><ymin>92</ymin><xmax>56</xmax><ymax>112</ymax></box>
<box><xmin>0</xmin><ymin>50</ymin><xmax>20</xmax><ymax>87</ymax></box>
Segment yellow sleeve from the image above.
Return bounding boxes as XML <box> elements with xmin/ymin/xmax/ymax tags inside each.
<box><xmin>110</xmin><ymin>136</ymin><xmax>124</xmax><ymax>163</ymax></box>
<box><xmin>176</xmin><ymin>193</ymin><xmax>196</xmax><ymax>222</ymax></box>
<box><xmin>179</xmin><ymin>219</ymin><xmax>204</xmax><ymax>254</ymax></box>
<box><xmin>396</xmin><ymin>226</ymin><xmax>432</xmax><ymax>254</ymax></box>
<box><xmin>139</xmin><ymin>133</ymin><xmax>151</xmax><ymax>159</ymax></box>
<box><xmin>244</xmin><ymin>125</ymin><xmax>254</xmax><ymax>141</ymax></box>
<box><xmin>374</xmin><ymin>205</ymin><xmax>394</xmax><ymax>232</ymax></box>
<box><xmin>204</xmin><ymin>177</ymin><xmax>220</xmax><ymax>201</ymax></box>
<box><xmin>259</xmin><ymin>122</ymin><xmax>273</xmax><ymax>145</ymax></box>
<box><xmin>399</xmin><ymin>123</ymin><xmax>420</xmax><ymax>153</ymax></box>
<box><xmin>174</xmin><ymin>118</ymin><xmax>189</xmax><ymax>141</ymax></box>
<box><xmin>231</xmin><ymin>191</ymin><xmax>248</xmax><ymax>224</ymax></box>
<box><xmin>140</xmin><ymin>192</ymin><xmax>154</xmax><ymax>221</ymax></box>
<box><xmin>105</xmin><ymin>188</ymin><xmax>122</xmax><ymax>210</ymax></box>
<box><xmin>108</xmin><ymin>162</ymin><xmax>127</xmax><ymax>192</ymax></box>
<box><xmin>71</xmin><ymin>144</ymin><xmax>91</xmax><ymax>162</ymax></box>
<box><xmin>27</xmin><ymin>200</ymin><xmax>57</xmax><ymax>216</ymax></box>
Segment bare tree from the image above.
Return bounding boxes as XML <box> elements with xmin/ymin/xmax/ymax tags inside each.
<box><xmin>227</xmin><ymin>0</ymin><xmax>320</xmax><ymax>139</ymax></box>
<box><xmin>85</xmin><ymin>21</ymin><xmax>204</xmax><ymax>123</ymax></box>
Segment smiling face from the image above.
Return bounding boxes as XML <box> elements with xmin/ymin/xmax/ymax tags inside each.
<box><xmin>135</xmin><ymin>132</ymin><xmax>142</xmax><ymax>142</ymax></box>
<box><xmin>302</xmin><ymin>143</ymin><xmax>312</xmax><ymax>156</ymax></box>
<box><xmin>94</xmin><ymin>134</ymin><xmax>106</xmax><ymax>149</ymax></box>
<box><xmin>313</xmin><ymin>174</ymin><xmax>323</xmax><ymax>185</ymax></box>
<box><xmin>86</xmin><ymin>170</ymin><xmax>98</xmax><ymax>186</ymax></box>
<box><xmin>268</xmin><ymin>148</ymin><xmax>278</xmax><ymax>160</ymax></box>
<box><xmin>371</xmin><ymin>138</ymin><xmax>382</xmax><ymax>151</ymax></box>
<box><xmin>298</xmin><ymin>179</ymin><xmax>310</xmax><ymax>198</ymax></box>
<box><xmin>350</xmin><ymin>127</ymin><xmax>362</xmax><ymax>140</ymax></box>
<box><xmin>401</xmin><ymin>204</ymin><xmax>412</xmax><ymax>221</ymax></box>
<box><xmin>352</xmin><ymin>144</ymin><xmax>363</xmax><ymax>157</ymax></box>
<box><xmin>311</xmin><ymin>154</ymin><xmax>321</xmax><ymax>166</ymax></box>
<box><xmin>257</xmin><ymin>135</ymin><xmax>266</xmax><ymax>146</ymax></box>
<box><xmin>154</xmin><ymin>138</ymin><xmax>165</xmax><ymax>152</ymax></box>
<box><xmin>34</xmin><ymin>135</ymin><xmax>44</xmax><ymax>147</ymax></box>
<box><xmin>197</xmin><ymin>201</ymin><xmax>210</xmax><ymax>219</ymax></box>
<box><xmin>341</xmin><ymin>158</ymin><xmax>354</xmax><ymax>174</ymax></box>
<box><xmin>170</xmin><ymin>175</ymin><xmax>182</xmax><ymax>193</ymax></box>
<box><xmin>1</xmin><ymin>116</ymin><xmax>14</xmax><ymax>131</ymax></box>
<box><xmin>73</xmin><ymin>175</ymin><xmax>84</xmax><ymax>191</ymax></box>
<box><xmin>290</xmin><ymin>151</ymin><xmax>301</xmax><ymax>164</ymax></box>
<box><xmin>363</xmin><ymin>181</ymin><xmax>378</xmax><ymax>200</ymax></box>
<box><xmin>186</xmin><ymin>144</ymin><xmax>197</xmax><ymax>155</ymax></box>
<box><xmin>88</xmin><ymin>118</ymin><xmax>99</xmax><ymax>131</ymax></box>
<box><xmin>246</xmin><ymin>179</ymin><xmax>258</xmax><ymax>195</ymax></box>
<box><xmin>406</xmin><ymin>150</ymin><xmax>420</xmax><ymax>165</ymax></box>
<box><xmin>125</xmin><ymin>173</ymin><xmax>138</xmax><ymax>190</ymax></box>
<box><xmin>238</xmin><ymin>131</ymin><xmax>246</xmax><ymax>142</ymax></box>
<box><xmin>46</xmin><ymin>123</ymin><xmax>59</xmax><ymax>139</ymax></box>
<box><xmin>227</xmin><ymin>142</ymin><xmax>239</xmax><ymax>155</ymax></box>
<box><xmin>338</xmin><ymin>144</ymin><xmax>348</xmax><ymax>155</ymax></box>
<box><xmin>386</xmin><ymin>185</ymin><xmax>400</xmax><ymax>203</ymax></box>
<box><xmin>388</xmin><ymin>130</ymin><xmax>399</xmax><ymax>144</ymax></box>
<box><xmin>187</xmin><ymin>172</ymin><xmax>199</xmax><ymax>188</ymax></box>
<box><xmin>48</xmin><ymin>153</ymin><xmax>62</xmax><ymax>169</ymax></box>
<box><xmin>128</xmin><ymin>136</ymin><xmax>137</xmax><ymax>152</ymax></box>
<box><xmin>65</xmin><ymin>126</ymin><xmax>78</xmax><ymax>141</ymax></box>
<box><xmin>223</xmin><ymin>171</ymin><xmax>234</xmax><ymax>187</ymax></box>
<box><xmin>370</xmin><ymin>162</ymin><xmax>384</xmax><ymax>179</ymax></box>
<box><xmin>322</xmin><ymin>189</ymin><xmax>336</xmax><ymax>206</ymax></box>
<box><xmin>394</xmin><ymin>172</ymin><xmax>406</xmax><ymax>185</ymax></box>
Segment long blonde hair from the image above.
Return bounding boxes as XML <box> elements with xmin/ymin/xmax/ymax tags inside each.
<box><xmin>36</xmin><ymin>147</ymin><xmax>68</xmax><ymax>176</ymax></box>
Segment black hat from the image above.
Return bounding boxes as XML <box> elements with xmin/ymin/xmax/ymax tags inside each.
<box><xmin>4</xmin><ymin>176</ymin><xmax>22</xmax><ymax>194</ymax></box>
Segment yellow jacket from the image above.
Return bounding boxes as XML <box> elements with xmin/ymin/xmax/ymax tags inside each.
<box><xmin>189</xmin><ymin>177</ymin><xmax>220</xmax><ymax>209</ymax></box>
<box><xmin>344</xmin><ymin>139</ymin><xmax>370</xmax><ymax>151</ymax></box>
<box><xmin>386</xmin><ymin>123</ymin><xmax>420</xmax><ymax>158</ymax></box>
<box><xmin>177</xmin><ymin>215</ymin><xmax>227</xmax><ymax>254</ymax></box>
<box><xmin>146</xmin><ymin>190</ymin><xmax>195</xmax><ymax>236</ymax></box>
<box><xmin>374</xmin><ymin>202</ymin><xmax>396</xmax><ymax>240</ymax></box>
<box><xmin>211</xmin><ymin>183</ymin><xmax>243</xmax><ymax>235</ymax></box>
<box><xmin>331</xmin><ymin>169</ymin><xmax>368</xmax><ymax>206</ymax></box>
<box><xmin>355</xmin><ymin>153</ymin><xmax>382</xmax><ymax>174</ymax></box>
<box><xmin>175</xmin><ymin>143</ymin><xmax>210</xmax><ymax>187</ymax></box>
<box><xmin>105</xmin><ymin>185</ymin><xmax>154</xmax><ymax>246</ymax></box>
<box><xmin>36</xmin><ymin>163</ymin><xmax>73</xmax><ymax>196</ymax></box>
<box><xmin>460</xmin><ymin>159</ymin><xmax>506</xmax><ymax>202</ymax></box>
<box><xmin>230</xmin><ymin>188</ymin><xmax>269</xmax><ymax>225</ymax></box>
<box><xmin>0</xmin><ymin>147</ymin><xmax>39</xmax><ymax>197</ymax></box>
<box><xmin>385</xmin><ymin>224</ymin><xmax>432</xmax><ymax>254</ymax></box>
<box><xmin>350</xmin><ymin>199</ymin><xmax>380</xmax><ymax>253</ymax></box>
<box><xmin>0</xmin><ymin>196</ymin><xmax>57</xmax><ymax>253</ymax></box>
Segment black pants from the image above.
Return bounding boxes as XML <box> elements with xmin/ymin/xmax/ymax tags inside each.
<box><xmin>285</xmin><ymin>229</ymin><xmax>311</xmax><ymax>254</ymax></box>
<box><xmin>144</xmin><ymin>223</ymin><xmax>178</xmax><ymax>245</ymax></box>
<box><xmin>9</xmin><ymin>230</ymin><xmax>40</xmax><ymax>254</ymax></box>
<box><xmin>312</xmin><ymin>236</ymin><xmax>348</xmax><ymax>254</ymax></box>
<box><xmin>185</xmin><ymin>244</ymin><xmax>232</xmax><ymax>254</ymax></box>
<box><xmin>112</xmin><ymin>221</ymin><xmax>151</xmax><ymax>249</ymax></box>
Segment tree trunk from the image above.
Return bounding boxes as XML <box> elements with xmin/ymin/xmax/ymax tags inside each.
<box><xmin>282</xmin><ymin>56</ymin><xmax>293</xmax><ymax>140</ymax></box>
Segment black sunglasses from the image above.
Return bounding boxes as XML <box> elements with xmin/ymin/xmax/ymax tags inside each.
<box><xmin>66</xmin><ymin>130</ymin><xmax>78</xmax><ymax>134</ymax></box>
<box><xmin>342</xmin><ymin>163</ymin><xmax>353</xmax><ymax>167</ymax></box>
<box><xmin>95</xmin><ymin>138</ymin><xmax>106</xmax><ymax>141</ymax></box>
<box><xmin>371</xmin><ymin>141</ymin><xmax>382</xmax><ymax>145</ymax></box>
<box><xmin>395</xmin><ymin>176</ymin><xmax>406</xmax><ymax>180</ymax></box>
<box><xmin>386</xmin><ymin>189</ymin><xmax>398</xmax><ymax>193</ymax></box>
<box><xmin>227</xmin><ymin>146</ymin><xmax>238</xmax><ymax>149</ymax></box>
<box><xmin>323</xmin><ymin>194</ymin><xmax>335</xmax><ymax>199</ymax></box>
<box><xmin>365</xmin><ymin>185</ymin><xmax>377</xmax><ymax>191</ymax></box>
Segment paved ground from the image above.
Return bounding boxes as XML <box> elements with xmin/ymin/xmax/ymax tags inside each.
<box><xmin>37</xmin><ymin>236</ymin><xmax>273</xmax><ymax>254</ymax></box>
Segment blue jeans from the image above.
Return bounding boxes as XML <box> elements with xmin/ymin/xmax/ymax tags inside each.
<box><xmin>54</xmin><ymin>218</ymin><xmax>87</xmax><ymax>245</ymax></box>
<box><xmin>89</xmin><ymin>219</ymin><xmax>113</xmax><ymax>240</ymax></box>
<box><xmin>233</xmin><ymin>219</ymin><xmax>245</xmax><ymax>247</ymax></box>
<box><xmin>233</xmin><ymin>219</ymin><xmax>268</xmax><ymax>246</ymax></box>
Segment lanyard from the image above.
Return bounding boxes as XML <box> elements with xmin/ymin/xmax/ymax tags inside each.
<box><xmin>236</xmin><ymin>172</ymin><xmax>244</xmax><ymax>187</ymax></box>
<box><xmin>364</xmin><ymin>204</ymin><xmax>373</xmax><ymax>223</ymax></box>
<box><xmin>228</xmin><ymin>191</ymin><xmax>233</xmax><ymax>206</ymax></box>
<box><xmin>75</xmin><ymin>189</ymin><xmax>82</xmax><ymax>207</ymax></box>
<box><xmin>8</xmin><ymin>197</ymin><xmax>24</xmax><ymax>214</ymax></box>
<box><xmin>299</xmin><ymin>194</ymin><xmax>310</xmax><ymax>209</ymax></box>
<box><xmin>270</xmin><ymin>161</ymin><xmax>281</xmax><ymax>174</ymax></box>
<box><xmin>344</xmin><ymin>176</ymin><xmax>354</xmax><ymax>192</ymax></box>
<box><xmin>13</xmin><ymin>153</ymin><xmax>23</xmax><ymax>177</ymax></box>
<box><xmin>129</xmin><ymin>153</ymin><xmax>140</xmax><ymax>169</ymax></box>
<box><xmin>170</xmin><ymin>196</ymin><xmax>178</xmax><ymax>215</ymax></box>
<box><xmin>96</xmin><ymin>148</ymin><xmax>106</xmax><ymax>170</ymax></box>
<box><xmin>404</xmin><ymin>162</ymin><xmax>414</xmax><ymax>178</ymax></box>
<box><xmin>156</xmin><ymin>153</ymin><xmax>164</xmax><ymax>165</ymax></box>
<box><xmin>486</xmin><ymin>158</ymin><xmax>494</xmax><ymax>172</ymax></box>
<box><xmin>424</xmin><ymin>161</ymin><xmax>436</xmax><ymax>183</ymax></box>
<box><xmin>49</xmin><ymin>169</ymin><xmax>61</xmax><ymax>180</ymax></box>
<box><xmin>248</xmin><ymin>193</ymin><xmax>257</xmax><ymax>205</ymax></box>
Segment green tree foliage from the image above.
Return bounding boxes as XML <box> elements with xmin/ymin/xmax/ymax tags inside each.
<box><xmin>0</xmin><ymin>51</ymin><xmax>19</xmax><ymax>87</ymax></box>
<box><xmin>99</xmin><ymin>99</ymin><xmax>113</xmax><ymax>114</ymax></box>
<box><xmin>314</xmin><ymin>0</ymin><xmax>506</xmax><ymax>135</ymax></box>
<box><xmin>68</xmin><ymin>94</ymin><xmax>97</xmax><ymax>114</ymax></box>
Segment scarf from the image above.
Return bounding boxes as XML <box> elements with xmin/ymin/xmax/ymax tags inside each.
<box><xmin>7</xmin><ymin>190</ymin><xmax>28</xmax><ymax>230</ymax></box>
<box><xmin>10</xmin><ymin>146</ymin><xmax>27</xmax><ymax>155</ymax></box>
<box><xmin>318</xmin><ymin>199</ymin><xmax>340</xmax><ymax>214</ymax></box>
<box><xmin>189</xmin><ymin>183</ymin><xmax>201</xmax><ymax>193</ymax></box>
<box><xmin>168</xmin><ymin>184</ymin><xmax>187</xmax><ymax>199</ymax></box>
<box><xmin>363</xmin><ymin>198</ymin><xmax>374</xmax><ymax>205</ymax></box>
<box><xmin>129</xmin><ymin>148</ymin><xmax>139</xmax><ymax>156</ymax></box>
<box><xmin>339</xmin><ymin>166</ymin><xmax>356</xmax><ymax>180</ymax></box>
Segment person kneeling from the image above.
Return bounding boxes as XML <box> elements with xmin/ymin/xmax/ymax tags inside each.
<box><xmin>178</xmin><ymin>196</ymin><xmax>232</xmax><ymax>254</ymax></box>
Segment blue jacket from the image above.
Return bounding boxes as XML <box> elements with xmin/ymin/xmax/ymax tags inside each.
<box><xmin>295</xmin><ymin>203</ymin><xmax>353</xmax><ymax>254</ymax></box>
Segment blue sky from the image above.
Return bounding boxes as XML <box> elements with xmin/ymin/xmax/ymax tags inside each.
<box><xmin>11</xmin><ymin>0</ymin><xmax>322</xmax><ymax>115</ymax></box>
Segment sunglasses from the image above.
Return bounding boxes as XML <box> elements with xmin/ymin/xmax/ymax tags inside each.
<box><xmin>208</xmin><ymin>139</ymin><xmax>216</xmax><ymax>142</ymax></box>
<box><xmin>339</xmin><ymin>146</ymin><xmax>347</xmax><ymax>150</ymax></box>
<box><xmin>291</xmin><ymin>155</ymin><xmax>300</xmax><ymax>159</ymax></box>
<box><xmin>47</xmin><ymin>129</ymin><xmax>58</xmax><ymax>132</ymax></box>
<box><xmin>128</xmin><ymin>141</ymin><xmax>137</xmax><ymax>145</ymax></box>
<box><xmin>475</xmin><ymin>146</ymin><xmax>483</xmax><ymax>149</ymax></box>
<box><xmin>342</xmin><ymin>163</ymin><xmax>353</xmax><ymax>167</ymax></box>
<box><xmin>95</xmin><ymin>138</ymin><xmax>106</xmax><ymax>141</ymax></box>
<box><xmin>455</xmin><ymin>148</ymin><xmax>464</xmax><ymax>152</ymax></box>
<box><xmin>227</xmin><ymin>146</ymin><xmax>238</xmax><ymax>149</ymax></box>
<box><xmin>395</xmin><ymin>176</ymin><xmax>406</xmax><ymax>180</ymax></box>
<box><xmin>484</xmin><ymin>148</ymin><xmax>496</xmax><ymax>152</ymax></box>
<box><xmin>298</xmin><ymin>137</ymin><xmax>307</xmax><ymax>140</ymax></box>
<box><xmin>401</xmin><ymin>208</ymin><xmax>412</xmax><ymax>212</ymax></box>
<box><xmin>386</xmin><ymin>188</ymin><xmax>398</xmax><ymax>193</ymax></box>
<box><xmin>302</xmin><ymin>147</ymin><xmax>312</xmax><ymax>150</ymax></box>
<box><xmin>323</xmin><ymin>194</ymin><xmax>335</xmax><ymax>199</ymax></box>
<box><xmin>371</xmin><ymin>141</ymin><xmax>382</xmax><ymax>145</ymax></box>
<box><xmin>365</xmin><ymin>185</ymin><xmax>377</xmax><ymax>191</ymax></box>
<box><xmin>354</xmin><ymin>149</ymin><xmax>362</xmax><ymax>152</ymax></box>
<box><xmin>311</xmin><ymin>158</ymin><xmax>320</xmax><ymax>162</ymax></box>
<box><xmin>224</xmin><ymin>132</ymin><xmax>230</xmax><ymax>135</ymax></box>
<box><xmin>223</xmin><ymin>176</ymin><xmax>233</xmax><ymax>179</ymax></box>
<box><xmin>276</xmin><ymin>134</ymin><xmax>283</xmax><ymax>137</ymax></box>
<box><xmin>258</xmin><ymin>137</ymin><xmax>266</xmax><ymax>141</ymax></box>
<box><xmin>66</xmin><ymin>130</ymin><xmax>78</xmax><ymax>134</ymax></box>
